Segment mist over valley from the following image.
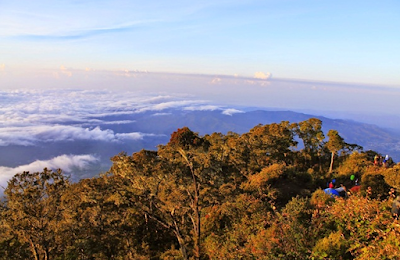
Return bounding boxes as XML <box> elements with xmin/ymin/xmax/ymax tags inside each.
<box><xmin>1</xmin><ymin>86</ymin><xmax>399</xmax><ymax>190</ymax></box>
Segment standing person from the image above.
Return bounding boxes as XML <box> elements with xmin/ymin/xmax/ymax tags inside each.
<box><xmin>383</xmin><ymin>154</ymin><xmax>390</xmax><ymax>168</ymax></box>
<box><xmin>374</xmin><ymin>155</ymin><xmax>380</xmax><ymax>166</ymax></box>
<box><xmin>382</xmin><ymin>154</ymin><xmax>388</xmax><ymax>167</ymax></box>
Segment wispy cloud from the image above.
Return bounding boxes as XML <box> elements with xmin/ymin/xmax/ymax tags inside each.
<box><xmin>0</xmin><ymin>125</ymin><xmax>158</xmax><ymax>146</ymax></box>
<box><xmin>59</xmin><ymin>65</ymin><xmax>72</xmax><ymax>77</ymax></box>
<box><xmin>222</xmin><ymin>108</ymin><xmax>244</xmax><ymax>116</ymax></box>
<box><xmin>254</xmin><ymin>72</ymin><xmax>272</xmax><ymax>80</ymax></box>
<box><xmin>184</xmin><ymin>105</ymin><xmax>244</xmax><ymax>116</ymax></box>
<box><xmin>184</xmin><ymin>105</ymin><xmax>220</xmax><ymax>111</ymax></box>
<box><xmin>0</xmin><ymin>154</ymin><xmax>99</xmax><ymax>191</ymax></box>
<box><xmin>0</xmin><ymin>1</ymin><xmax>162</xmax><ymax>41</ymax></box>
<box><xmin>135</xmin><ymin>100</ymin><xmax>206</xmax><ymax>112</ymax></box>
<box><xmin>151</xmin><ymin>112</ymin><xmax>172</xmax><ymax>116</ymax></box>
<box><xmin>116</xmin><ymin>132</ymin><xmax>160</xmax><ymax>140</ymax></box>
<box><xmin>0</xmin><ymin>89</ymin><xmax>238</xmax><ymax>146</ymax></box>
<box><xmin>12</xmin><ymin>21</ymin><xmax>154</xmax><ymax>41</ymax></box>
<box><xmin>0</xmin><ymin>89</ymin><xmax>199</xmax><ymax>127</ymax></box>
<box><xmin>211</xmin><ymin>77</ymin><xmax>222</xmax><ymax>84</ymax></box>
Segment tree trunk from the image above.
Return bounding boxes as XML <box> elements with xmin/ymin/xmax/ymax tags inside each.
<box><xmin>29</xmin><ymin>238</ymin><xmax>40</xmax><ymax>260</ymax></box>
<box><xmin>329</xmin><ymin>151</ymin><xmax>335</xmax><ymax>173</ymax></box>
<box><xmin>45</xmin><ymin>249</ymin><xmax>49</xmax><ymax>260</ymax></box>
<box><xmin>174</xmin><ymin>226</ymin><xmax>188</xmax><ymax>260</ymax></box>
<box><xmin>146</xmin><ymin>210</ymin><xmax>188</xmax><ymax>260</ymax></box>
<box><xmin>318</xmin><ymin>157</ymin><xmax>322</xmax><ymax>173</ymax></box>
<box><xmin>193</xmin><ymin>195</ymin><xmax>201</xmax><ymax>260</ymax></box>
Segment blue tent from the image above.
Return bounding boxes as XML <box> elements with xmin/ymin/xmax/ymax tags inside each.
<box><xmin>324</xmin><ymin>188</ymin><xmax>340</xmax><ymax>198</ymax></box>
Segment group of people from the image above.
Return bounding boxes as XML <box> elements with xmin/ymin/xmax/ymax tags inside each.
<box><xmin>374</xmin><ymin>154</ymin><xmax>391</xmax><ymax>167</ymax></box>
<box><xmin>326</xmin><ymin>180</ymin><xmax>348</xmax><ymax>198</ymax></box>
<box><xmin>323</xmin><ymin>153</ymin><xmax>400</xmax><ymax>219</ymax></box>
<box><xmin>325</xmin><ymin>177</ymin><xmax>400</xmax><ymax>220</ymax></box>
<box><xmin>325</xmin><ymin>175</ymin><xmax>359</xmax><ymax>198</ymax></box>
<box><xmin>372</xmin><ymin>154</ymin><xmax>400</xmax><ymax>219</ymax></box>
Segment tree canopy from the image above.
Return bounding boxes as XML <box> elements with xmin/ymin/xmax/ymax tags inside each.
<box><xmin>1</xmin><ymin>118</ymin><xmax>399</xmax><ymax>259</ymax></box>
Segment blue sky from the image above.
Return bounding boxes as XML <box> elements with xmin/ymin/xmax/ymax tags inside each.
<box><xmin>1</xmin><ymin>0</ymin><xmax>399</xmax><ymax>85</ymax></box>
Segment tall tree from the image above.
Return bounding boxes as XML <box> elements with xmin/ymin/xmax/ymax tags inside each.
<box><xmin>3</xmin><ymin>169</ymin><xmax>69</xmax><ymax>260</ymax></box>
<box><xmin>326</xmin><ymin>130</ymin><xmax>345</xmax><ymax>173</ymax></box>
<box><xmin>244</xmin><ymin>121</ymin><xmax>297</xmax><ymax>172</ymax></box>
<box><xmin>295</xmin><ymin>118</ymin><xmax>325</xmax><ymax>170</ymax></box>
<box><xmin>60</xmin><ymin>175</ymin><xmax>156</xmax><ymax>259</ymax></box>
<box><xmin>110</xmin><ymin>127</ymin><xmax>227</xmax><ymax>260</ymax></box>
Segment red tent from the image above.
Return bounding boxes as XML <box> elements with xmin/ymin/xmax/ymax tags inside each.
<box><xmin>350</xmin><ymin>186</ymin><xmax>361</xmax><ymax>193</ymax></box>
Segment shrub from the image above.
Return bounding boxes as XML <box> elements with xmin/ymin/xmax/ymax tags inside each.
<box><xmin>336</xmin><ymin>151</ymin><xmax>371</xmax><ymax>177</ymax></box>
<box><xmin>310</xmin><ymin>189</ymin><xmax>334</xmax><ymax>209</ymax></box>
<box><xmin>383</xmin><ymin>163</ymin><xmax>400</xmax><ymax>191</ymax></box>
<box><xmin>361</xmin><ymin>171</ymin><xmax>391</xmax><ymax>199</ymax></box>
<box><xmin>312</xmin><ymin>231</ymin><xmax>347</xmax><ymax>259</ymax></box>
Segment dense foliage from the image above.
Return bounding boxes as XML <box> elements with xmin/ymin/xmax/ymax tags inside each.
<box><xmin>1</xmin><ymin>119</ymin><xmax>400</xmax><ymax>259</ymax></box>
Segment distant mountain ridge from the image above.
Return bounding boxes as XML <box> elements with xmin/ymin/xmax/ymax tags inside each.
<box><xmin>1</xmin><ymin>108</ymin><xmax>399</xmax><ymax>184</ymax></box>
<box><xmin>98</xmin><ymin>108</ymin><xmax>400</xmax><ymax>160</ymax></box>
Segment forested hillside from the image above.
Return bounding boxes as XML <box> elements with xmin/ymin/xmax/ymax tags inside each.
<box><xmin>1</xmin><ymin>118</ymin><xmax>400</xmax><ymax>259</ymax></box>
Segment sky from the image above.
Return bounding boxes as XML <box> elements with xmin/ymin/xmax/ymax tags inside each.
<box><xmin>0</xmin><ymin>0</ymin><xmax>399</xmax><ymax>86</ymax></box>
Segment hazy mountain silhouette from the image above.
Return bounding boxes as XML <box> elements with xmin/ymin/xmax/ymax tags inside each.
<box><xmin>1</xmin><ymin>109</ymin><xmax>399</xmax><ymax>181</ymax></box>
<box><xmin>96</xmin><ymin>108</ymin><xmax>400</xmax><ymax>159</ymax></box>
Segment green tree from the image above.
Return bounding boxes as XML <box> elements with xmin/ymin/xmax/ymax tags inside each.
<box><xmin>203</xmin><ymin>193</ymin><xmax>273</xmax><ymax>259</ymax></box>
<box><xmin>3</xmin><ymin>169</ymin><xmax>69</xmax><ymax>260</ymax></box>
<box><xmin>60</xmin><ymin>175</ymin><xmax>157</xmax><ymax>259</ymax></box>
<box><xmin>0</xmin><ymin>201</ymin><xmax>31</xmax><ymax>260</ymax></box>
<box><xmin>326</xmin><ymin>130</ymin><xmax>345</xmax><ymax>173</ymax></box>
<box><xmin>295</xmin><ymin>118</ymin><xmax>325</xmax><ymax>171</ymax></box>
<box><xmin>110</xmin><ymin>127</ymin><xmax>227</xmax><ymax>260</ymax></box>
<box><xmin>244</xmin><ymin>122</ymin><xmax>297</xmax><ymax>172</ymax></box>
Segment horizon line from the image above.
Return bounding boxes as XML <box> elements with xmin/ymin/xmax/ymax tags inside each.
<box><xmin>3</xmin><ymin>67</ymin><xmax>400</xmax><ymax>89</ymax></box>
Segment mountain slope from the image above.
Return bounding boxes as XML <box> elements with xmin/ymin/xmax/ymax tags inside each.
<box><xmin>120</xmin><ymin>109</ymin><xmax>400</xmax><ymax>160</ymax></box>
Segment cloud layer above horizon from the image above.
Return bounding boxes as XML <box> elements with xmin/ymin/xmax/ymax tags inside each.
<box><xmin>1</xmin><ymin>73</ymin><xmax>400</xmax><ymax>192</ymax></box>
<box><xmin>0</xmin><ymin>87</ymin><xmax>244</xmax><ymax>146</ymax></box>
<box><xmin>2</xmin><ymin>69</ymin><xmax>400</xmax><ymax>117</ymax></box>
<box><xmin>0</xmin><ymin>86</ymin><xmax>248</xmax><ymax>191</ymax></box>
<box><xmin>0</xmin><ymin>154</ymin><xmax>99</xmax><ymax>192</ymax></box>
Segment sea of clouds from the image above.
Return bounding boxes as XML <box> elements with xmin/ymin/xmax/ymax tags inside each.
<box><xmin>2</xmin><ymin>70</ymin><xmax>399</xmax><ymax>192</ymax></box>
<box><xmin>0</xmin><ymin>88</ymin><xmax>243</xmax><ymax>191</ymax></box>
